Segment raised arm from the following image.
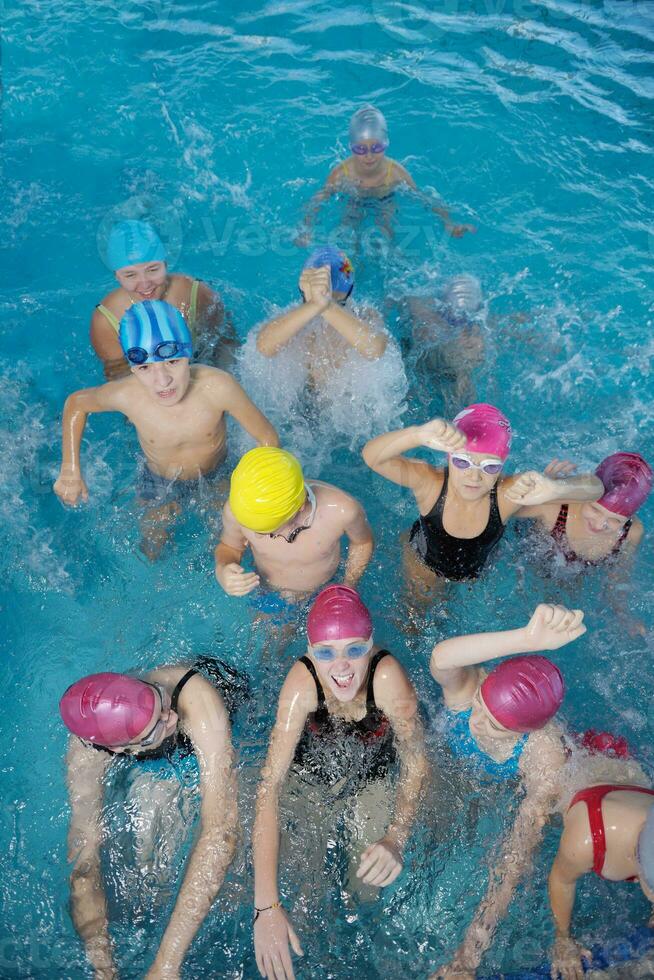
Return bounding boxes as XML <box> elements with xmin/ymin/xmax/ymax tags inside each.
<box><xmin>253</xmin><ymin>666</ymin><xmax>314</xmax><ymax>980</ymax></box>
<box><xmin>358</xmin><ymin>659</ymin><xmax>429</xmax><ymax>886</ymax></box>
<box><xmin>341</xmin><ymin>496</ymin><xmax>374</xmax><ymax>587</ymax></box>
<box><xmin>430</xmin><ymin>604</ymin><xmax>586</xmax><ymax>707</ymax></box>
<box><xmin>506</xmin><ymin>469</ymin><xmax>604</xmax><ymax>518</ymax></box>
<box><xmin>362</xmin><ymin>419</ymin><xmax>465</xmax><ymax>509</ymax></box>
<box><xmin>217</xmin><ymin>372</ymin><xmax>279</xmax><ymax>447</ymax></box>
<box><xmin>256</xmin><ymin>300</ymin><xmax>326</xmax><ymax>357</ymax></box>
<box><xmin>214</xmin><ymin>501</ymin><xmax>260</xmax><ymax>596</ymax></box>
<box><xmin>65</xmin><ymin>739</ymin><xmax>116</xmax><ymax>979</ymax></box>
<box><xmin>322</xmin><ymin>302</ymin><xmax>387</xmax><ymax>359</ymax></box>
<box><xmin>53</xmin><ymin>382</ymin><xmax>127</xmax><ymax>506</ymax></box>
<box><xmin>145</xmin><ymin>681</ymin><xmax>238</xmax><ymax>979</ymax></box>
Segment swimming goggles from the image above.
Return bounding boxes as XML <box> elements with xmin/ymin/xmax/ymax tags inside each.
<box><xmin>269</xmin><ymin>486</ymin><xmax>317</xmax><ymax>544</ymax></box>
<box><xmin>310</xmin><ymin>637</ymin><xmax>373</xmax><ymax>662</ymax></box>
<box><xmin>126</xmin><ymin>341</ymin><xmax>186</xmax><ymax>365</ymax></box>
<box><xmin>114</xmin><ymin>683</ymin><xmax>171</xmax><ymax>751</ymax></box>
<box><xmin>450</xmin><ymin>454</ymin><xmax>503</xmax><ymax>476</ymax></box>
<box><xmin>350</xmin><ymin>142</ymin><xmax>388</xmax><ymax>155</ymax></box>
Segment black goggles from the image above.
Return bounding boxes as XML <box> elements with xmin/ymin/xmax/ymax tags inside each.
<box><xmin>126</xmin><ymin>341</ymin><xmax>187</xmax><ymax>365</ymax></box>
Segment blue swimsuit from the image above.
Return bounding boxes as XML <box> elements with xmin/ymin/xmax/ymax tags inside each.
<box><xmin>446</xmin><ymin>708</ymin><xmax>527</xmax><ymax>780</ymax></box>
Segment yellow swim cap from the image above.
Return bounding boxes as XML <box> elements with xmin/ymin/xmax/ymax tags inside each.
<box><xmin>229</xmin><ymin>447</ymin><xmax>306</xmax><ymax>533</ymax></box>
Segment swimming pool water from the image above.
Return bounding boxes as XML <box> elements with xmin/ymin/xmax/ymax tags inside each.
<box><xmin>2</xmin><ymin>0</ymin><xmax>654</xmax><ymax>976</ymax></box>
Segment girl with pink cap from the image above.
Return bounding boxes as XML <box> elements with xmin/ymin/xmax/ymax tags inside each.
<box><xmin>428</xmin><ymin>603</ymin><xmax>586</xmax><ymax>979</ymax></box>
<box><xmin>512</xmin><ymin>451</ymin><xmax>652</xmax><ymax>566</ymax></box>
<box><xmin>362</xmin><ymin>404</ymin><xmax>600</xmax><ymax>589</ymax></box>
<box><xmin>252</xmin><ymin>585</ymin><xmax>427</xmax><ymax>980</ymax></box>
<box><xmin>58</xmin><ymin>658</ymin><xmax>242</xmax><ymax>979</ymax></box>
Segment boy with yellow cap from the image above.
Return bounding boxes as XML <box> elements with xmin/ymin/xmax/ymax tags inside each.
<box><xmin>214</xmin><ymin>447</ymin><xmax>374</xmax><ymax>598</ymax></box>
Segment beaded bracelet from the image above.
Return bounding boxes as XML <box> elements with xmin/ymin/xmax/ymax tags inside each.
<box><xmin>253</xmin><ymin>901</ymin><xmax>282</xmax><ymax>923</ymax></box>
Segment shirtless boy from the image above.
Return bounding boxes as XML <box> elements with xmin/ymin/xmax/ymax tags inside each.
<box><xmin>93</xmin><ymin>219</ymin><xmax>236</xmax><ymax>380</ymax></box>
<box><xmin>214</xmin><ymin>447</ymin><xmax>373</xmax><ymax>598</ymax></box>
<box><xmin>55</xmin><ymin>301</ymin><xmax>277</xmax><ymax>552</ymax></box>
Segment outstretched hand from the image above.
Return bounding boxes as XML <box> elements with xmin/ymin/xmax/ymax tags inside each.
<box><xmin>254</xmin><ymin>907</ymin><xmax>303</xmax><ymax>980</ymax></box>
<box><xmin>550</xmin><ymin>936</ymin><xmax>591</xmax><ymax>980</ymax></box>
<box><xmin>356</xmin><ymin>836</ymin><xmax>403</xmax><ymax>887</ymax></box>
<box><xmin>417</xmin><ymin>418</ymin><xmax>467</xmax><ymax>454</ymax></box>
<box><xmin>524</xmin><ymin>604</ymin><xmax>586</xmax><ymax>652</ymax></box>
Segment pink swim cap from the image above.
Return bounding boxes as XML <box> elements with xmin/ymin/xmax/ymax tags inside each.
<box><xmin>480</xmin><ymin>655</ymin><xmax>564</xmax><ymax>733</ymax></box>
<box><xmin>595</xmin><ymin>452</ymin><xmax>653</xmax><ymax>518</ymax></box>
<box><xmin>452</xmin><ymin>403</ymin><xmax>512</xmax><ymax>460</ymax></box>
<box><xmin>59</xmin><ymin>673</ymin><xmax>157</xmax><ymax>746</ymax></box>
<box><xmin>307</xmin><ymin>586</ymin><xmax>373</xmax><ymax>643</ymax></box>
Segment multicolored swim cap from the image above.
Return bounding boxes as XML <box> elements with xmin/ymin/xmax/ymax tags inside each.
<box><xmin>637</xmin><ymin>804</ymin><xmax>654</xmax><ymax>891</ymax></box>
<box><xmin>119</xmin><ymin>300</ymin><xmax>192</xmax><ymax>364</ymax></box>
<box><xmin>480</xmin><ymin>655</ymin><xmax>564</xmax><ymax>733</ymax></box>
<box><xmin>106</xmin><ymin>219</ymin><xmax>166</xmax><ymax>272</ymax></box>
<box><xmin>59</xmin><ymin>672</ymin><xmax>156</xmax><ymax>746</ymax></box>
<box><xmin>453</xmin><ymin>403</ymin><xmax>512</xmax><ymax>461</ymax></box>
<box><xmin>348</xmin><ymin>105</ymin><xmax>388</xmax><ymax>145</ymax></box>
<box><xmin>307</xmin><ymin>586</ymin><xmax>373</xmax><ymax>644</ymax></box>
<box><xmin>441</xmin><ymin>275</ymin><xmax>483</xmax><ymax>317</ymax></box>
<box><xmin>304</xmin><ymin>246</ymin><xmax>354</xmax><ymax>296</ymax></box>
<box><xmin>595</xmin><ymin>452</ymin><xmax>653</xmax><ymax>518</ymax></box>
<box><xmin>229</xmin><ymin>447</ymin><xmax>306</xmax><ymax>533</ymax></box>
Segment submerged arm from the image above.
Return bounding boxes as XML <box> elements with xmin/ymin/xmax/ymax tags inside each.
<box><xmin>146</xmin><ymin>688</ymin><xmax>237</xmax><ymax>978</ymax></box>
<box><xmin>341</xmin><ymin>497</ymin><xmax>374</xmax><ymax>587</ymax></box>
<box><xmin>194</xmin><ymin>281</ymin><xmax>239</xmax><ymax>370</ymax></box>
<box><xmin>66</xmin><ymin>740</ymin><xmax>116</xmax><ymax>979</ymax></box>
<box><xmin>90</xmin><ymin>309</ymin><xmax>131</xmax><ymax>382</ymax></box>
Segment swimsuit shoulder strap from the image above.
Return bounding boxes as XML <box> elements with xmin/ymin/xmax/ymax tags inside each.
<box><xmin>189</xmin><ymin>278</ymin><xmax>200</xmax><ymax>328</ymax></box>
<box><xmin>488</xmin><ymin>478</ymin><xmax>502</xmax><ymax>526</ymax></box>
<box><xmin>96</xmin><ymin>304</ymin><xmax>121</xmax><ymax>334</ymax></box>
<box><xmin>425</xmin><ymin>466</ymin><xmax>448</xmax><ymax>523</ymax></box>
<box><xmin>552</xmin><ymin>503</ymin><xmax>569</xmax><ymax>539</ymax></box>
<box><xmin>342</xmin><ymin>160</ymin><xmax>350</xmax><ymax>178</ymax></box>
<box><xmin>386</xmin><ymin>160</ymin><xmax>393</xmax><ymax>182</ymax></box>
<box><xmin>299</xmin><ymin>656</ymin><xmax>326</xmax><ymax>710</ymax></box>
<box><xmin>366</xmin><ymin>650</ymin><xmax>390</xmax><ymax>711</ymax></box>
<box><xmin>614</xmin><ymin>518</ymin><xmax>633</xmax><ymax>553</ymax></box>
<box><xmin>170</xmin><ymin>667</ymin><xmax>199</xmax><ymax>713</ymax></box>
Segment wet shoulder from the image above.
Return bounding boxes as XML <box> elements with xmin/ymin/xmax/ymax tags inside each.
<box><xmin>279</xmin><ymin>660</ymin><xmax>319</xmax><ymax>715</ymax></box>
<box><xmin>390</xmin><ymin>159</ymin><xmax>413</xmax><ymax>185</ymax></box>
<box><xmin>96</xmin><ymin>285</ymin><xmax>127</xmax><ymax>314</ymax></box>
<box><xmin>372</xmin><ymin>654</ymin><xmax>416</xmax><ymax>713</ymax></box>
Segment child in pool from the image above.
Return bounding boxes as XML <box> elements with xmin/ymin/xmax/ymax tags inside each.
<box><xmin>255</xmin><ymin>246</ymin><xmax>388</xmax><ymax>372</ymax></box>
<box><xmin>513</xmin><ymin>452</ymin><xmax>651</xmax><ymax>565</ymax></box>
<box><xmin>54</xmin><ymin>300</ymin><xmax>278</xmax><ymax>557</ymax></box>
<box><xmin>215</xmin><ymin>447</ymin><xmax>373</xmax><ymax>599</ymax></box>
<box><xmin>298</xmin><ymin>105</ymin><xmax>475</xmax><ymax>243</ymax></box>
<box><xmin>59</xmin><ymin>659</ymin><xmax>241</xmax><ymax>979</ymax></box>
<box><xmin>252</xmin><ymin>586</ymin><xmax>427</xmax><ymax>980</ymax></box>
<box><xmin>362</xmin><ymin>403</ymin><xmax>603</xmax><ymax>588</ymax></box>
<box><xmin>92</xmin><ymin>219</ymin><xmax>237</xmax><ymax>380</ymax></box>
<box><xmin>428</xmin><ymin>603</ymin><xmax>586</xmax><ymax>979</ymax></box>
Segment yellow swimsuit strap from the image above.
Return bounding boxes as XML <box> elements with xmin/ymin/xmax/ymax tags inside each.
<box><xmin>96</xmin><ymin>303</ymin><xmax>121</xmax><ymax>335</ymax></box>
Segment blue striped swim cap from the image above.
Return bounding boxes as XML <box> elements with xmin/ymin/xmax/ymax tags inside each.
<box><xmin>107</xmin><ymin>220</ymin><xmax>166</xmax><ymax>272</ymax></box>
<box><xmin>119</xmin><ymin>301</ymin><xmax>192</xmax><ymax>364</ymax></box>
<box><xmin>303</xmin><ymin>246</ymin><xmax>354</xmax><ymax>296</ymax></box>
<box><xmin>638</xmin><ymin>803</ymin><xmax>654</xmax><ymax>890</ymax></box>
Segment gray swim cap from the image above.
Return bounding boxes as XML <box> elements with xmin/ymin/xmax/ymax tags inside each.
<box><xmin>441</xmin><ymin>275</ymin><xmax>483</xmax><ymax>316</ymax></box>
<box><xmin>349</xmin><ymin>105</ymin><xmax>388</xmax><ymax>145</ymax></box>
<box><xmin>637</xmin><ymin>803</ymin><xmax>654</xmax><ymax>890</ymax></box>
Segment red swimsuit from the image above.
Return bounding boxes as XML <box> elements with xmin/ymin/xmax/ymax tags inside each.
<box><xmin>569</xmin><ymin>784</ymin><xmax>654</xmax><ymax>878</ymax></box>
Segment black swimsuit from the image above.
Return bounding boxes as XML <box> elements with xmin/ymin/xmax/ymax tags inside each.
<box><xmin>89</xmin><ymin>656</ymin><xmax>249</xmax><ymax>761</ymax></box>
<box><xmin>293</xmin><ymin>651</ymin><xmax>396</xmax><ymax>788</ymax></box>
<box><xmin>409</xmin><ymin>467</ymin><xmax>505</xmax><ymax>581</ymax></box>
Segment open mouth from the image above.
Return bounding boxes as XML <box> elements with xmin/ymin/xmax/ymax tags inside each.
<box><xmin>157</xmin><ymin>387</ymin><xmax>177</xmax><ymax>400</ymax></box>
<box><xmin>331</xmin><ymin>671</ymin><xmax>354</xmax><ymax>690</ymax></box>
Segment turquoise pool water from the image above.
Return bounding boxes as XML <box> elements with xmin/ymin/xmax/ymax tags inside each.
<box><xmin>2</xmin><ymin>0</ymin><xmax>654</xmax><ymax>976</ymax></box>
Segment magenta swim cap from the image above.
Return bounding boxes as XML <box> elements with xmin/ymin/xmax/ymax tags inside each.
<box><xmin>453</xmin><ymin>403</ymin><xmax>512</xmax><ymax>460</ymax></box>
<box><xmin>59</xmin><ymin>673</ymin><xmax>157</xmax><ymax>746</ymax></box>
<box><xmin>480</xmin><ymin>655</ymin><xmax>564</xmax><ymax>733</ymax></box>
<box><xmin>595</xmin><ymin>452</ymin><xmax>653</xmax><ymax>518</ymax></box>
<box><xmin>307</xmin><ymin>586</ymin><xmax>373</xmax><ymax>644</ymax></box>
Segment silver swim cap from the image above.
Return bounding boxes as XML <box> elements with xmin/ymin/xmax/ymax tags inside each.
<box><xmin>637</xmin><ymin>803</ymin><xmax>654</xmax><ymax>890</ymax></box>
<box><xmin>441</xmin><ymin>275</ymin><xmax>483</xmax><ymax>316</ymax></box>
<box><xmin>349</xmin><ymin>105</ymin><xmax>388</xmax><ymax>145</ymax></box>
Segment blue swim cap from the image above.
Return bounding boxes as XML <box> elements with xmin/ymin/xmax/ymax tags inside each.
<box><xmin>106</xmin><ymin>220</ymin><xmax>167</xmax><ymax>272</ymax></box>
<box><xmin>637</xmin><ymin>803</ymin><xmax>654</xmax><ymax>890</ymax></box>
<box><xmin>119</xmin><ymin>300</ymin><xmax>192</xmax><ymax>364</ymax></box>
<box><xmin>303</xmin><ymin>246</ymin><xmax>354</xmax><ymax>296</ymax></box>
